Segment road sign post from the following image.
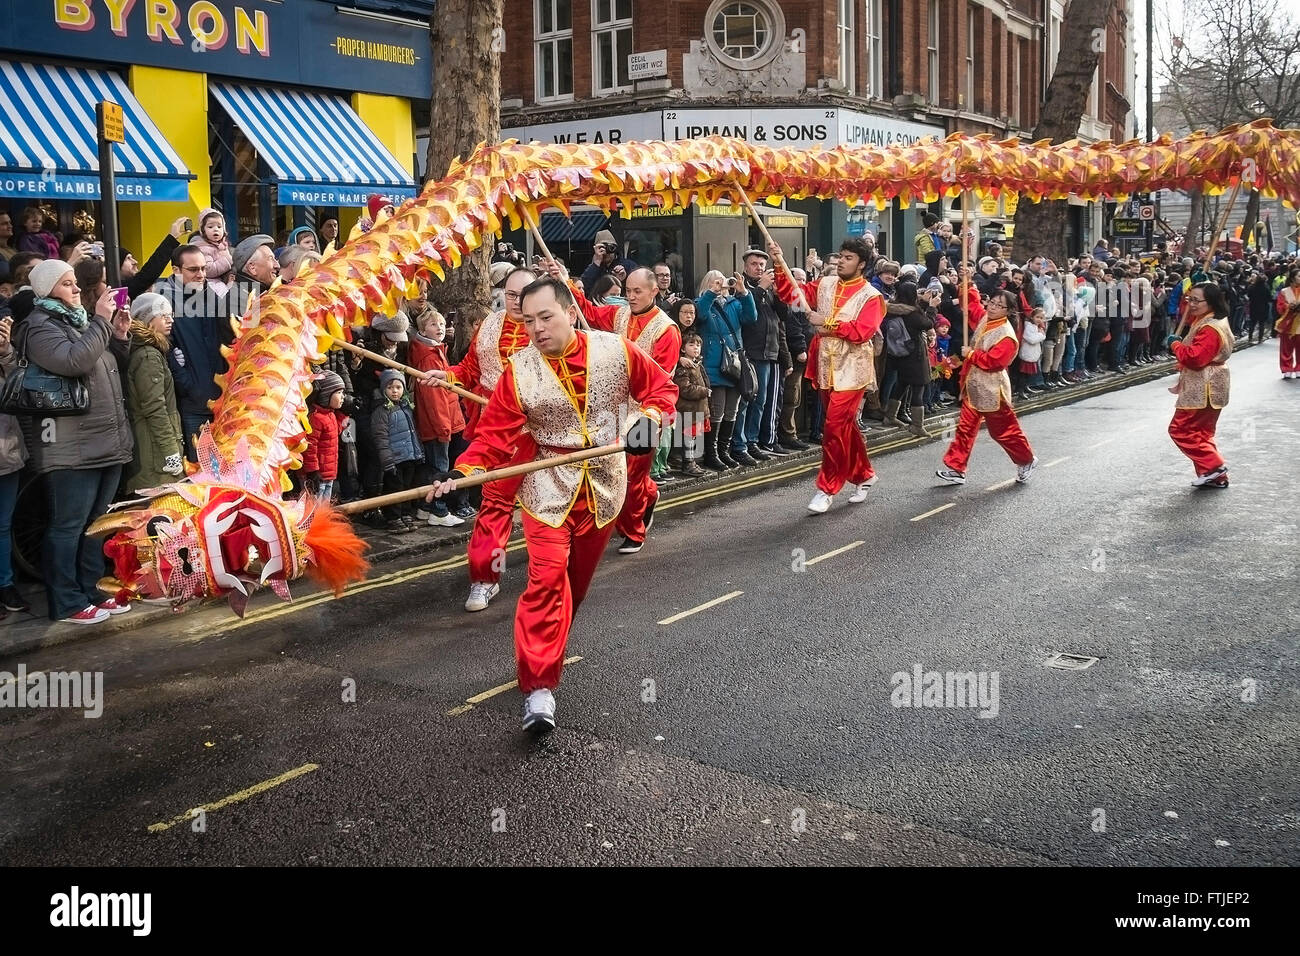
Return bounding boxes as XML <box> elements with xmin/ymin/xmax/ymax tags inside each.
<box><xmin>96</xmin><ymin>101</ymin><xmax>124</xmax><ymax>287</ymax></box>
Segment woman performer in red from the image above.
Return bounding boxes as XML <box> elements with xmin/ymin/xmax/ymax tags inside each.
<box><xmin>1165</xmin><ymin>281</ymin><xmax>1232</xmax><ymax>489</ymax></box>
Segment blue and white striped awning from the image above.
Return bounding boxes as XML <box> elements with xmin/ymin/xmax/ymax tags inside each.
<box><xmin>210</xmin><ymin>81</ymin><xmax>416</xmax><ymax>208</ymax></box>
<box><xmin>0</xmin><ymin>60</ymin><xmax>192</xmax><ymax>203</ymax></box>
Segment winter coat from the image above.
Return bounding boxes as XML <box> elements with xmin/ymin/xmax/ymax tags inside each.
<box><xmin>784</xmin><ymin>298</ymin><xmax>811</xmax><ymax>360</ymax></box>
<box><xmin>0</xmin><ymin>349</ymin><xmax>29</xmax><ymax>477</ymax></box>
<box><xmin>742</xmin><ymin>277</ymin><xmax>785</xmax><ymax>362</ymax></box>
<box><xmin>310</xmin><ymin>346</ymin><xmax>363</xmax><ymax>417</ymax></box>
<box><xmin>159</xmin><ymin>278</ymin><xmax>229</xmax><ymax>420</ymax></box>
<box><xmin>882</xmin><ymin>302</ymin><xmax>936</xmax><ymax>386</ymax></box>
<box><xmin>695</xmin><ymin>289</ymin><xmax>758</xmax><ymax>387</ymax></box>
<box><xmin>126</xmin><ymin>324</ymin><xmax>184</xmax><ymax>492</ymax></box>
<box><xmin>1019</xmin><ymin>322</ymin><xmax>1046</xmax><ymax>362</ymax></box>
<box><xmin>673</xmin><ymin>356</ymin><xmax>711</xmax><ymax>417</ymax></box>
<box><xmin>408</xmin><ymin>330</ymin><xmax>466</xmax><ymax>442</ymax></box>
<box><xmin>17</xmin><ymin>230</ymin><xmax>59</xmax><ymax>259</ymax></box>
<box><xmin>371</xmin><ymin>399</ymin><xmax>421</xmax><ymax>470</ymax></box>
<box><xmin>15</xmin><ymin>304</ymin><xmax>133</xmax><ymax>475</ymax></box>
<box><xmin>303</xmin><ymin>405</ymin><xmax>344</xmax><ymax>481</ymax></box>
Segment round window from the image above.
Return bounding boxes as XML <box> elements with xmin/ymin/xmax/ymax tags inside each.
<box><xmin>704</xmin><ymin>0</ymin><xmax>786</xmax><ymax>71</ymax></box>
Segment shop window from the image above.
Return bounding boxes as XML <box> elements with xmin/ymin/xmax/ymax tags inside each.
<box><xmin>536</xmin><ymin>0</ymin><xmax>574</xmax><ymax>102</ymax></box>
<box><xmin>593</xmin><ymin>0</ymin><xmax>633</xmax><ymax>94</ymax></box>
<box><xmin>964</xmin><ymin>7</ymin><xmax>975</xmax><ymax>111</ymax></box>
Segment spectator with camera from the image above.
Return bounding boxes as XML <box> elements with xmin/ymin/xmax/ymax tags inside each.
<box><xmin>580</xmin><ymin>229</ymin><xmax>637</xmax><ymax>291</ymax></box>
<box><xmin>14</xmin><ymin>259</ymin><xmax>133</xmax><ymax>625</ymax></box>
<box><xmin>159</xmin><ymin>244</ymin><xmax>230</xmax><ymax>460</ymax></box>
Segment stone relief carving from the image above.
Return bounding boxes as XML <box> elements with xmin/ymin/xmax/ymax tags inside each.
<box><xmin>683</xmin><ymin>37</ymin><xmax>806</xmax><ymax>99</ymax></box>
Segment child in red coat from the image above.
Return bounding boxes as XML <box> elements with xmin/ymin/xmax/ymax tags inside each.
<box><xmin>303</xmin><ymin>372</ymin><xmax>348</xmax><ymax>503</ymax></box>
<box><xmin>408</xmin><ymin>303</ymin><xmax>469</xmax><ymax>526</ymax></box>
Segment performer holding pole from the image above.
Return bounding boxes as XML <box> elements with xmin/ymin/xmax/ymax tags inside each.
<box><xmin>769</xmin><ymin>236</ymin><xmax>885</xmax><ymax>514</ymax></box>
<box><xmin>543</xmin><ymin>259</ymin><xmax>681</xmax><ymax>555</ymax></box>
<box><xmin>1274</xmin><ymin>266</ymin><xmax>1300</xmax><ymax>379</ymax></box>
<box><xmin>1165</xmin><ymin>281</ymin><xmax>1233</xmax><ymax>488</ymax></box>
<box><xmin>936</xmin><ymin>289</ymin><xmax>1039</xmax><ymax>485</ymax></box>
<box><xmin>425</xmin><ymin>277</ymin><xmax>677</xmax><ymax>732</ymax></box>
<box><xmin>429</xmin><ymin>265</ymin><xmax>537</xmax><ymax>613</ymax></box>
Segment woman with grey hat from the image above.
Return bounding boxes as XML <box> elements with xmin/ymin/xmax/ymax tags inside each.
<box><xmin>14</xmin><ymin>259</ymin><xmax>133</xmax><ymax>625</ymax></box>
<box><xmin>125</xmin><ymin>293</ymin><xmax>185</xmax><ymax>493</ymax></box>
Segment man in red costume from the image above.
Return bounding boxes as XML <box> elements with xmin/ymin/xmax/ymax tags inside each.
<box><xmin>936</xmin><ymin>289</ymin><xmax>1039</xmax><ymax>485</ymax></box>
<box><xmin>442</xmin><ymin>266</ymin><xmax>536</xmax><ymax>613</ymax></box>
<box><xmin>427</xmin><ymin>277</ymin><xmax>677</xmax><ymax>732</ymax></box>
<box><xmin>770</xmin><ymin>237</ymin><xmax>885</xmax><ymax>514</ymax></box>
<box><xmin>1166</xmin><ymin>281</ymin><xmax>1232</xmax><ymax>488</ymax></box>
<box><xmin>551</xmin><ymin>263</ymin><xmax>681</xmax><ymax>555</ymax></box>
<box><xmin>1274</xmin><ymin>266</ymin><xmax>1300</xmax><ymax>379</ymax></box>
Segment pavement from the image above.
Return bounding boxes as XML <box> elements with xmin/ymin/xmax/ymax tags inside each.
<box><xmin>1</xmin><ymin>339</ymin><xmax>1295</xmax><ymax>866</ymax></box>
<box><xmin>0</xmin><ymin>343</ymin><xmax>1256</xmax><ymax>661</ymax></box>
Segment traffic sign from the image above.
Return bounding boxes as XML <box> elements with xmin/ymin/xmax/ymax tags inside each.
<box><xmin>98</xmin><ymin>101</ymin><xmax>124</xmax><ymax>144</ymax></box>
<box><xmin>1139</xmin><ymin>204</ymin><xmax>1155</xmax><ymax>221</ymax></box>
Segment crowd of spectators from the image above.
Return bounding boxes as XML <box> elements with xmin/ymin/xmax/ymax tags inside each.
<box><xmin>0</xmin><ymin>198</ymin><xmax>1294</xmax><ymax>625</ymax></box>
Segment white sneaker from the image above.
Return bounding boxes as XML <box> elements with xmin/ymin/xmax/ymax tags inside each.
<box><xmin>415</xmin><ymin>508</ymin><xmax>434</xmax><ymax>521</ymax></box>
<box><xmin>464</xmin><ymin>581</ymin><xmax>499</xmax><ymax>612</ymax></box>
<box><xmin>1191</xmin><ymin>465</ymin><xmax>1228</xmax><ymax>487</ymax></box>
<box><xmin>1015</xmin><ymin>456</ymin><xmax>1040</xmax><ymax>484</ymax></box>
<box><xmin>522</xmin><ymin>688</ymin><xmax>556</xmax><ymax>732</ymax></box>
<box><xmin>807</xmin><ymin>491</ymin><xmax>833</xmax><ymax>514</ymax></box>
<box><xmin>848</xmin><ymin>475</ymin><xmax>878</xmax><ymax>503</ymax></box>
<box><xmin>936</xmin><ymin>468</ymin><xmax>966</xmax><ymax>485</ymax></box>
<box><xmin>427</xmin><ymin>512</ymin><xmax>465</xmax><ymax>527</ymax></box>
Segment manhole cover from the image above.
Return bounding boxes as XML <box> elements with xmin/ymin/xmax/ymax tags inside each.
<box><xmin>1044</xmin><ymin>653</ymin><xmax>1099</xmax><ymax>670</ymax></box>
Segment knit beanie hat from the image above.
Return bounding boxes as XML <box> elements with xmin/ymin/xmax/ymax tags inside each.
<box><xmin>129</xmin><ymin>292</ymin><xmax>171</xmax><ymax>323</ymax></box>
<box><xmin>312</xmin><ymin>370</ymin><xmax>345</xmax><ymax>405</ymax></box>
<box><xmin>380</xmin><ymin>368</ymin><xmax>405</xmax><ymax>390</ymax></box>
<box><xmin>367</xmin><ymin>195</ymin><xmax>389</xmax><ymax>221</ymax></box>
<box><xmin>29</xmin><ymin>258</ymin><xmax>74</xmax><ymax>299</ymax></box>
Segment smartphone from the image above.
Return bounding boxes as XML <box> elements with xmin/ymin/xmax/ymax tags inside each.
<box><xmin>183</xmin><ymin>218</ymin><xmax>194</xmax><ymax>233</ymax></box>
<box><xmin>112</xmin><ymin>287</ymin><xmax>130</xmax><ymax>310</ymax></box>
<box><xmin>88</xmin><ymin>241</ymin><xmax>105</xmax><ymax>259</ymax></box>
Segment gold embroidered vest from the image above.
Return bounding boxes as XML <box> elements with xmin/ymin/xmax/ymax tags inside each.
<box><xmin>616</xmin><ymin>307</ymin><xmax>676</xmax><ymax>371</ymax></box>
<box><xmin>474</xmin><ymin>309</ymin><xmax>515</xmax><ymax>391</ymax></box>
<box><xmin>1277</xmin><ymin>287</ymin><xmax>1300</xmax><ymax>335</ymax></box>
<box><xmin>813</xmin><ymin>277</ymin><xmax>881</xmax><ymax>391</ymax></box>
<box><xmin>1176</xmin><ymin>316</ymin><xmax>1232</xmax><ymax>409</ymax></box>
<box><xmin>510</xmin><ymin>331</ymin><xmax>631</xmax><ymax>529</ymax></box>
<box><xmin>964</xmin><ymin>318</ymin><xmax>1017</xmax><ymax>412</ymax></box>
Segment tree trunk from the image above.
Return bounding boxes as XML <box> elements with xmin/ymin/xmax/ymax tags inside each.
<box><xmin>1011</xmin><ymin>0</ymin><xmax>1118</xmax><ymax>264</ymax></box>
<box><xmin>1240</xmin><ymin>188</ymin><xmax>1260</xmax><ymax>253</ymax></box>
<box><xmin>425</xmin><ymin>0</ymin><xmax>503</xmax><ymax>347</ymax></box>
<box><xmin>1186</xmin><ymin>188</ymin><xmax>1204</xmax><ymax>253</ymax></box>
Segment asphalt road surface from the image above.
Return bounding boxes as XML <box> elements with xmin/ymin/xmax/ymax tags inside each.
<box><xmin>2</xmin><ymin>343</ymin><xmax>1296</xmax><ymax>866</ymax></box>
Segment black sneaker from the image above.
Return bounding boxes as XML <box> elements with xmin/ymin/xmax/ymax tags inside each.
<box><xmin>779</xmin><ymin>437</ymin><xmax>811</xmax><ymax>451</ymax></box>
<box><xmin>760</xmin><ymin>443</ymin><xmax>791</xmax><ymax>457</ymax></box>
<box><xmin>0</xmin><ymin>585</ymin><xmax>30</xmax><ymax>613</ymax></box>
<box><xmin>747</xmin><ymin>443</ymin><xmax>771</xmax><ymax>462</ymax></box>
<box><xmin>385</xmin><ymin>519</ymin><xmax>409</xmax><ymax>533</ymax></box>
<box><xmin>617</xmin><ymin>537</ymin><xmax>643</xmax><ymax>554</ymax></box>
<box><xmin>452</xmin><ymin>504</ymin><xmax>478</xmax><ymax>519</ymax></box>
<box><xmin>643</xmin><ymin>497</ymin><xmax>656</xmax><ymax>533</ymax></box>
<box><xmin>731</xmin><ymin>449</ymin><xmax>758</xmax><ymax>466</ymax></box>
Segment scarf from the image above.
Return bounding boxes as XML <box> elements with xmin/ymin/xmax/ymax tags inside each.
<box><xmin>37</xmin><ymin>297</ymin><xmax>89</xmax><ymax>330</ymax></box>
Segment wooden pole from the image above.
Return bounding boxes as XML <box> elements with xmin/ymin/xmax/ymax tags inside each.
<box><xmin>960</xmin><ymin>190</ymin><xmax>972</xmax><ymax>351</ymax></box>
<box><xmin>523</xmin><ymin>206</ymin><xmax>557</xmax><ymax>264</ymax></box>
<box><xmin>733</xmin><ymin>183</ymin><xmax>814</xmax><ymax>317</ymax></box>
<box><xmin>331</xmin><ymin>337</ymin><xmax>488</xmax><ymax>406</ymax></box>
<box><xmin>335</xmin><ymin>442</ymin><xmax>626</xmax><ymax>515</ymax></box>
<box><xmin>1173</xmin><ymin>181</ymin><xmax>1242</xmax><ymax>339</ymax></box>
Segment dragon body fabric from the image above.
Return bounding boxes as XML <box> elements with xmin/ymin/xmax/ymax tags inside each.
<box><xmin>89</xmin><ymin>121</ymin><xmax>1300</xmax><ymax>613</ymax></box>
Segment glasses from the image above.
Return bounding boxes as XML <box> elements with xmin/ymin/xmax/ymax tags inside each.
<box><xmin>504</xmin><ymin>292</ymin><xmax>522</xmax><ymax>301</ymax></box>
<box><xmin>1185</xmin><ymin>296</ymin><xmax>1206</xmax><ymax>303</ymax></box>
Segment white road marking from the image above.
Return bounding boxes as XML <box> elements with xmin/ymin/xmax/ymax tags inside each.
<box><xmin>910</xmin><ymin>503</ymin><xmax>956</xmax><ymax>522</ymax></box>
<box><xmin>805</xmin><ymin>540</ymin><xmax>865</xmax><ymax>566</ymax></box>
<box><xmin>658</xmin><ymin>590</ymin><xmax>744</xmax><ymax>625</ymax></box>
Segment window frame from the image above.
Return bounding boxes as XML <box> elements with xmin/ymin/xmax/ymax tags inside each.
<box><xmin>964</xmin><ymin>7</ymin><xmax>975</xmax><ymax>111</ymax></box>
<box><xmin>837</xmin><ymin>0</ymin><xmax>855</xmax><ymax>93</ymax></box>
<box><xmin>927</xmin><ymin>0</ymin><xmax>939</xmax><ymax>105</ymax></box>
<box><xmin>865</xmin><ymin>0</ymin><xmax>883</xmax><ymax>98</ymax></box>
<box><xmin>535</xmin><ymin>0</ymin><xmax>574</xmax><ymax>104</ymax></box>
<box><xmin>591</xmin><ymin>0</ymin><xmax>634</xmax><ymax>96</ymax></box>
